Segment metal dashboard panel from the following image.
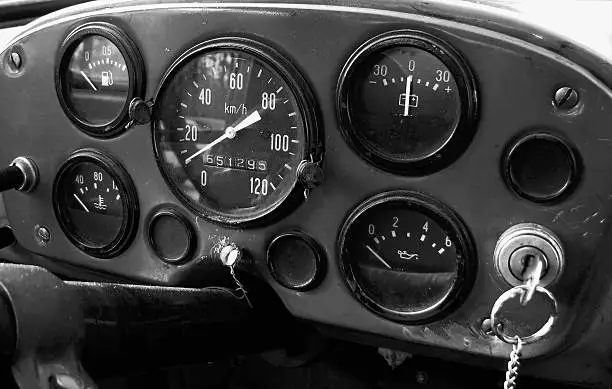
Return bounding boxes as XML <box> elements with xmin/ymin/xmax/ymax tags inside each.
<box><xmin>1</xmin><ymin>1</ymin><xmax>612</xmax><ymax>385</ymax></box>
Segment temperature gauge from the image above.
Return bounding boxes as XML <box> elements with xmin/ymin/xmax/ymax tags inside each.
<box><xmin>337</xmin><ymin>31</ymin><xmax>478</xmax><ymax>174</ymax></box>
<box><xmin>339</xmin><ymin>191</ymin><xmax>475</xmax><ymax>323</ymax></box>
<box><xmin>56</xmin><ymin>23</ymin><xmax>144</xmax><ymax>136</ymax></box>
<box><xmin>54</xmin><ymin>149</ymin><xmax>138</xmax><ymax>258</ymax></box>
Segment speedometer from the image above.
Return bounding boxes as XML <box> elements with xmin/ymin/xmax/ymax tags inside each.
<box><xmin>153</xmin><ymin>38</ymin><xmax>322</xmax><ymax>225</ymax></box>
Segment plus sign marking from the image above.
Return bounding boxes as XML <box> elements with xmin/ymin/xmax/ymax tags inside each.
<box><xmin>445</xmin><ymin>86</ymin><xmax>452</xmax><ymax>93</ymax></box>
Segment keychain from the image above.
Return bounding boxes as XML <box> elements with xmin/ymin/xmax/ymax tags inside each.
<box><xmin>489</xmin><ymin>284</ymin><xmax>559</xmax><ymax>389</ymax></box>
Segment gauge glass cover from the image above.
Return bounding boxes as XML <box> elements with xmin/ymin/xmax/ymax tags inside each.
<box><xmin>153</xmin><ymin>40</ymin><xmax>315</xmax><ymax>225</ymax></box>
<box><xmin>339</xmin><ymin>192</ymin><xmax>474</xmax><ymax>323</ymax></box>
<box><xmin>54</xmin><ymin>150</ymin><xmax>138</xmax><ymax>258</ymax></box>
<box><xmin>338</xmin><ymin>31</ymin><xmax>477</xmax><ymax>174</ymax></box>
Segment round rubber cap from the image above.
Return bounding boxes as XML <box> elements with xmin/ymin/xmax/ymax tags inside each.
<box><xmin>149</xmin><ymin>210</ymin><xmax>195</xmax><ymax>263</ymax></box>
<box><xmin>505</xmin><ymin>133</ymin><xmax>578</xmax><ymax>202</ymax></box>
<box><xmin>267</xmin><ymin>232</ymin><xmax>324</xmax><ymax>290</ymax></box>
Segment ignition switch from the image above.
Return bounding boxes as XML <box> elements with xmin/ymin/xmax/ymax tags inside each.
<box><xmin>494</xmin><ymin>223</ymin><xmax>564</xmax><ymax>287</ymax></box>
<box><xmin>0</xmin><ymin>157</ymin><xmax>38</xmax><ymax>193</ymax></box>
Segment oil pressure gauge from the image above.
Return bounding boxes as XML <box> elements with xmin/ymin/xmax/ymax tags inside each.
<box><xmin>337</xmin><ymin>31</ymin><xmax>478</xmax><ymax>174</ymax></box>
<box><xmin>339</xmin><ymin>191</ymin><xmax>475</xmax><ymax>323</ymax></box>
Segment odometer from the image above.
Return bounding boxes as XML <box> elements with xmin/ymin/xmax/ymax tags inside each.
<box><xmin>153</xmin><ymin>39</ymin><xmax>320</xmax><ymax>225</ymax></box>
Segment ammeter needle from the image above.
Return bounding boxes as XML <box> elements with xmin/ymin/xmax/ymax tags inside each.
<box><xmin>365</xmin><ymin>245</ymin><xmax>392</xmax><ymax>269</ymax></box>
<box><xmin>403</xmin><ymin>75</ymin><xmax>413</xmax><ymax>117</ymax></box>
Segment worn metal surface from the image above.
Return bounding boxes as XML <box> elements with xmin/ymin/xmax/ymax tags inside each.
<box><xmin>1</xmin><ymin>0</ymin><xmax>612</xmax><ymax>385</ymax></box>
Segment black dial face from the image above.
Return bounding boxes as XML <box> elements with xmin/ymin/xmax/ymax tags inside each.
<box><xmin>63</xmin><ymin>35</ymin><xmax>129</xmax><ymax>126</ymax></box>
<box><xmin>339</xmin><ymin>192</ymin><xmax>474</xmax><ymax>323</ymax></box>
<box><xmin>54</xmin><ymin>150</ymin><xmax>138</xmax><ymax>258</ymax></box>
<box><xmin>154</xmin><ymin>41</ymin><xmax>314</xmax><ymax>224</ymax></box>
<box><xmin>57</xmin><ymin>24</ymin><xmax>143</xmax><ymax>136</ymax></box>
<box><xmin>338</xmin><ymin>31</ymin><xmax>477</xmax><ymax>174</ymax></box>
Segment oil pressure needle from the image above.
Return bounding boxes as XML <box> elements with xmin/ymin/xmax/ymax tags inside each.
<box><xmin>73</xmin><ymin>193</ymin><xmax>90</xmax><ymax>213</ymax></box>
<box><xmin>403</xmin><ymin>75</ymin><xmax>413</xmax><ymax>117</ymax></box>
<box><xmin>184</xmin><ymin>110</ymin><xmax>262</xmax><ymax>164</ymax></box>
<box><xmin>366</xmin><ymin>245</ymin><xmax>392</xmax><ymax>269</ymax></box>
<box><xmin>80</xmin><ymin>71</ymin><xmax>98</xmax><ymax>92</ymax></box>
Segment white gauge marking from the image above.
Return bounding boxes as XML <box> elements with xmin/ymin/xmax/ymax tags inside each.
<box><xmin>276</xmin><ymin>86</ymin><xmax>283</xmax><ymax>93</ymax></box>
<box><xmin>106</xmin><ymin>57</ymin><xmax>109</xmax><ymax>64</ymax></box>
<box><xmin>79</xmin><ymin>188</ymin><xmax>84</xmax><ymax>194</ymax></box>
<box><xmin>425</xmin><ymin>81</ymin><xmax>430</xmax><ymax>87</ymax></box>
<box><xmin>420</xmin><ymin>234</ymin><xmax>426</xmax><ymax>241</ymax></box>
<box><xmin>407</xmin><ymin>232</ymin><xmax>411</xmax><ymax>238</ymax></box>
<box><xmin>432</xmin><ymin>243</ymin><xmax>436</xmax><ymax>248</ymax></box>
<box><xmin>88</xmin><ymin>63</ymin><xmax>92</xmax><ymax>70</ymax></box>
<box><xmin>433</xmin><ymin>83</ymin><xmax>439</xmax><ymax>91</ymax></box>
<box><xmin>180</xmin><ymin>150</ymin><xmax>187</xmax><ymax>154</ymax></box>
<box><xmin>184</xmin><ymin>110</ymin><xmax>262</xmax><ymax>164</ymax></box>
<box><xmin>247</xmin><ymin>66</ymin><xmax>250</xmax><ymax>73</ymax></box>
<box><xmin>373</xmin><ymin>237</ymin><xmax>380</xmax><ymax>244</ymax></box>
<box><xmin>366</xmin><ymin>245</ymin><xmax>392</xmax><ymax>269</ymax></box>
<box><xmin>288</xmin><ymin>112</ymin><xmax>296</xmax><ymax>117</ymax></box>
<box><xmin>417</xmin><ymin>78</ymin><xmax>421</xmax><ymax>84</ymax></box>
<box><xmin>382</xmin><ymin>79</ymin><xmax>388</xmax><ymax>86</ymax></box>
<box><xmin>93</xmin><ymin>183</ymin><xmax>97</xmax><ymax>189</ymax></box>
<box><xmin>278</xmin><ymin>174</ymin><xmax>284</xmax><ymax>180</ymax></box>
<box><xmin>290</xmin><ymin>126</ymin><xmax>297</xmax><ymax>129</ymax></box>
<box><xmin>391</xmin><ymin>230</ymin><xmax>396</xmax><ymax>238</ymax></box>
<box><xmin>257</xmin><ymin>69</ymin><xmax>262</xmax><ymax>78</ymax></box>
<box><xmin>284</xmin><ymin>99</ymin><xmax>289</xmax><ymax>104</ymax></box>
<box><xmin>73</xmin><ymin>194</ymin><xmax>90</xmax><ymax>213</ymax></box>
<box><xmin>291</xmin><ymin>139</ymin><xmax>299</xmax><ymax>143</ymax></box>
<box><xmin>403</xmin><ymin>75</ymin><xmax>413</xmax><ymax>117</ymax></box>
<box><xmin>192</xmin><ymin>81</ymin><xmax>199</xmax><ymax>88</ymax></box>
<box><xmin>107</xmin><ymin>188</ymin><xmax>109</xmax><ymax>192</ymax></box>
<box><xmin>235</xmin><ymin>62</ymin><xmax>239</xmax><ymax>68</ymax></box>
<box><xmin>284</xmin><ymin>164</ymin><xmax>292</xmax><ymax>170</ymax></box>
<box><xmin>180</xmin><ymin>103</ymin><xmax>187</xmax><ymax>108</ymax></box>
<box><xmin>369</xmin><ymin>80</ymin><xmax>377</xmax><ymax>84</ymax></box>
<box><xmin>80</xmin><ymin>71</ymin><xmax>98</xmax><ymax>91</ymax></box>
<box><xmin>268</xmin><ymin>77</ymin><xmax>272</xmax><ymax>84</ymax></box>
<box><xmin>289</xmin><ymin>152</ymin><xmax>296</xmax><ymax>156</ymax></box>
<box><xmin>438</xmin><ymin>248</ymin><xmax>445</xmax><ymax>255</ymax></box>
<box><xmin>270</xmin><ymin>183</ymin><xmax>276</xmax><ymax>191</ymax></box>
<box><xmin>187</xmin><ymin>92</ymin><xmax>192</xmax><ymax>97</ymax></box>
<box><xmin>85</xmin><ymin>187</ymin><xmax>88</xmax><ymax>191</ymax></box>
<box><xmin>178</xmin><ymin>115</ymin><xmax>185</xmax><ymax>119</ymax></box>
<box><xmin>116</xmin><ymin>194</ymin><xmax>121</xmax><ymax>200</ymax></box>
<box><xmin>176</xmin><ymin>127</ymin><xmax>184</xmax><ymax>131</ymax></box>
<box><xmin>392</xmin><ymin>78</ymin><xmax>395</xmax><ymax>83</ymax></box>
<box><xmin>381</xmin><ymin>236</ymin><xmax>386</xmax><ymax>241</ymax></box>
<box><xmin>122</xmin><ymin>65</ymin><xmax>126</xmax><ymax>71</ymax></box>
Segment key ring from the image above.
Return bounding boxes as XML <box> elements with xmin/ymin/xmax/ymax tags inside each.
<box><xmin>490</xmin><ymin>284</ymin><xmax>559</xmax><ymax>345</ymax></box>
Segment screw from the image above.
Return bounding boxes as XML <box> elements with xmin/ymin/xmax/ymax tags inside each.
<box><xmin>9</xmin><ymin>51</ymin><xmax>22</xmax><ymax>70</ymax></box>
<box><xmin>34</xmin><ymin>225</ymin><xmax>50</xmax><ymax>247</ymax></box>
<box><xmin>415</xmin><ymin>371</ymin><xmax>428</xmax><ymax>385</ymax></box>
<box><xmin>481</xmin><ymin>317</ymin><xmax>495</xmax><ymax>337</ymax></box>
<box><xmin>553</xmin><ymin>86</ymin><xmax>579</xmax><ymax>110</ymax></box>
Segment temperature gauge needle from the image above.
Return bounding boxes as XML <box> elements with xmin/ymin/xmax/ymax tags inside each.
<box><xmin>366</xmin><ymin>245</ymin><xmax>392</xmax><ymax>269</ymax></box>
<box><xmin>184</xmin><ymin>110</ymin><xmax>262</xmax><ymax>164</ymax></box>
<box><xmin>403</xmin><ymin>75</ymin><xmax>413</xmax><ymax>117</ymax></box>
<box><xmin>73</xmin><ymin>193</ymin><xmax>90</xmax><ymax>213</ymax></box>
<box><xmin>80</xmin><ymin>71</ymin><xmax>98</xmax><ymax>92</ymax></box>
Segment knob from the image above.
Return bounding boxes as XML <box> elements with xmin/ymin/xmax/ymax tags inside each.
<box><xmin>0</xmin><ymin>157</ymin><xmax>38</xmax><ymax>193</ymax></box>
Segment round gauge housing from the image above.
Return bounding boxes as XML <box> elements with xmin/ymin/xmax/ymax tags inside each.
<box><xmin>337</xmin><ymin>31</ymin><xmax>478</xmax><ymax>175</ymax></box>
<box><xmin>56</xmin><ymin>23</ymin><xmax>145</xmax><ymax>137</ymax></box>
<box><xmin>338</xmin><ymin>191</ymin><xmax>476</xmax><ymax>323</ymax></box>
<box><xmin>153</xmin><ymin>37</ymin><xmax>321</xmax><ymax>226</ymax></box>
<box><xmin>53</xmin><ymin>149</ymin><xmax>139</xmax><ymax>258</ymax></box>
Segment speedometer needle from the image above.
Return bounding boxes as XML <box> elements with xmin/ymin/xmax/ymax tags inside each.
<box><xmin>184</xmin><ymin>110</ymin><xmax>262</xmax><ymax>164</ymax></box>
<box><xmin>366</xmin><ymin>245</ymin><xmax>392</xmax><ymax>269</ymax></box>
<box><xmin>403</xmin><ymin>75</ymin><xmax>413</xmax><ymax>117</ymax></box>
<box><xmin>80</xmin><ymin>71</ymin><xmax>98</xmax><ymax>92</ymax></box>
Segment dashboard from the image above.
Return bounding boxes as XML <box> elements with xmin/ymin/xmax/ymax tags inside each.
<box><xmin>2</xmin><ymin>0</ymin><xmax>612</xmax><ymax>386</ymax></box>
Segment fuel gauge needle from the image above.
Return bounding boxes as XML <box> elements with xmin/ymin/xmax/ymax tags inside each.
<box><xmin>366</xmin><ymin>245</ymin><xmax>392</xmax><ymax>269</ymax></box>
<box><xmin>80</xmin><ymin>71</ymin><xmax>98</xmax><ymax>92</ymax></box>
<box><xmin>73</xmin><ymin>193</ymin><xmax>90</xmax><ymax>213</ymax></box>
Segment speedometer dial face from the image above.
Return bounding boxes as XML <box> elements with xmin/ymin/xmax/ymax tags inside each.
<box><xmin>154</xmin><ymin>40</ymin><xmax>316</xmax><ymax>224</ymax></box>
<box><xmin>338</xmin><ymin>31</ymin><xmax>477</xmax><ymax>175</ymax></box>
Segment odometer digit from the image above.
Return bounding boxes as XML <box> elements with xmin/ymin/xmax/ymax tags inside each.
<box><xmin>153</xmin><ymin>39</ymin><xmax>319</xmax><ymax>225</ymax></box>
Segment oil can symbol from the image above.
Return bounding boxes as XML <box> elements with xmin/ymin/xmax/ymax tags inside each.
<box><xmin>101</xmin><ymin>71</ymin><xmax>113</xmax><ymax>87</ymax></box>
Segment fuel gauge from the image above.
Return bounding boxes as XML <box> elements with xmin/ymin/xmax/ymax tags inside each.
<box><xmin>56</xmin><ymin>23</ymin><xmax>144</xmax><ymax>136</ymax></box>
<box><xmin>54</xmin><ymin>149</ymin><xmax>138</xmax><ymax>258</ymax></box>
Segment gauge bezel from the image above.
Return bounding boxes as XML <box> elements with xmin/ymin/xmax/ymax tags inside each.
<box><xmin>55</xmin><ymin>22</ymin><xmax>145</xmax><ymax>137</ymax></box>
<box><xmin>151</xmin><ymin>37</ymin><xmax>323</xmax><ymax>227</ymax></box>
<box><xmin>338</xmin><ymin>190</ymin><xmax>476</xmax><ymax>324</ymax></box>
<box><xmin>53</xmin><ymin>149</ymin><xmax>139</xmax><ymax>258</ymax></box>
<box><xmin>336</xmin><ymin>30</ymin><xmax>478</xmax><ymax>175</ymax></box>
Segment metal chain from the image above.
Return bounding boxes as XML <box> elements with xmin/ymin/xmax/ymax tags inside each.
<box><xmin>504</xmin><ymin>337</ymin><xmax>523</xmax><ymax>389</ymax></box>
